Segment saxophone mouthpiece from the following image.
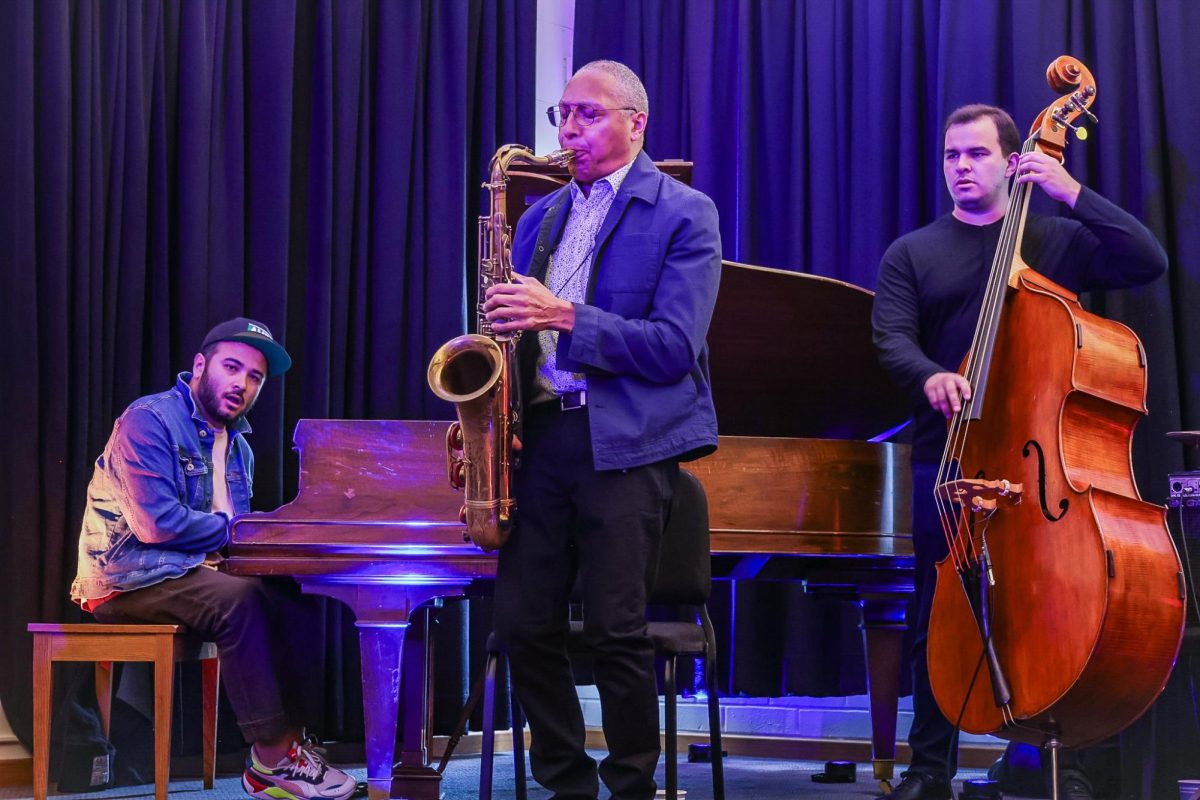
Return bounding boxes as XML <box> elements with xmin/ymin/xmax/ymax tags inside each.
<box><xmin>548</xmin><ymin>148</ymin><xmax>577</xmax><ymax>177</ymax></box>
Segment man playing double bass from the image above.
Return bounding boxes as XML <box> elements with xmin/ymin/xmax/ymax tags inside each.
<box><xmin>871</xmin><ymin>104</ymin><xmax>1167</xmax><ymax>800</ymax></box>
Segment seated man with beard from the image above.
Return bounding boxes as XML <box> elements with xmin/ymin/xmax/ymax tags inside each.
<box><xmin>71</xmin><ymin>318</ymin><xmax>357</xmax><ymax>800</ymax></box>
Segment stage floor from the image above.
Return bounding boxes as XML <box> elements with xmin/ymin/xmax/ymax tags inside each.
<box><xmin>4</xmin><ymin>754</ymin><xmax>1036</xmax><ymax>800</ymax></box>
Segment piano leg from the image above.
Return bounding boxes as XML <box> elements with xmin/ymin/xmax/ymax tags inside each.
<box><xmin>859</xmin><ymin>592</ymin><xmax>910</xmax><ymax>794</ymax></box>
<box><xmin>302</xmin><ymin>583</ymin><xmax>462</xmax><ymax>800</ymax></box>
<box><xmin>356</xmin><ymin>621</ymin><xmax>408</xmax><ymax>800</ymax></box>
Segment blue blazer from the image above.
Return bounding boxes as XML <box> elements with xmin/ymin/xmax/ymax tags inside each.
<box><xmin>512</xmin><ymin>150</ymin><xmax>721</xmax><ymax>470</ymax></box>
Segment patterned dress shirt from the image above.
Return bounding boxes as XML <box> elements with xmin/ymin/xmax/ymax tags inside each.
<box><xmin>534</xmin><ymin>158</ymin><xmax>636</xmax><ymax>401</ymax></box>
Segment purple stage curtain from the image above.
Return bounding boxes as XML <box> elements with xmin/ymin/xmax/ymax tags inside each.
<box><xmin>0</xmin><ymin>0</ymin><xmax>533</xmax><ymax>752</ymax></box>
<box><xmin>574</xmin><ymin>0</ymin><xmax>1200</xmax><ymax>750</ymax></box>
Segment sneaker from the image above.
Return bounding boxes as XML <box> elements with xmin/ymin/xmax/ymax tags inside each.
<box><xmin>242</xmin><ymin>741</ymin><xmax>357</xmax><ymax>800</ymax></box>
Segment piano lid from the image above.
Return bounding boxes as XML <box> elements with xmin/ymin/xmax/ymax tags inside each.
<box><xmin>710</xmin><ymin>261</ymin><xmax>908</xmax><ymax>440</ymax></box>
<box><xmin>493</xmin><ymin>153</ymin><xmax>904</xmax><ymax>441</ymax></box>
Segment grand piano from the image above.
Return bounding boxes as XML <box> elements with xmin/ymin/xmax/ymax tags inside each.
<box><xmin>226</xmin><ymin>161</ymin><xmax>914</xmax><ymax>800</ymax></box>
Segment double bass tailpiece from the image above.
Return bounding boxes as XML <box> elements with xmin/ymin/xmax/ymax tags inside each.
<box><xmin>938</xmin><ymin>478</ymin><xmax>1024</xmax><ymax>513</ymax></box>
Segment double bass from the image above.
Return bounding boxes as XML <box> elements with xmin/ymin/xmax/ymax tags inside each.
<box><xmin>926</xmin><ymin>56</ymin><xmax>1186</xmax><ymax>764</ymax></box>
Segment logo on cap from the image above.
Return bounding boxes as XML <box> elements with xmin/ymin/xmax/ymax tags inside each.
<box><xmin>246</xmin><ymin>322</ymin><xmax>272</xmax><ymax>339</ymax></box>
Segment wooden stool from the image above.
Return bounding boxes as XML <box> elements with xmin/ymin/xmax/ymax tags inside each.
<box><xmin>28</xmin><ymin>623</ymin><xmax>220</xmax><ymax>800</ymax></box>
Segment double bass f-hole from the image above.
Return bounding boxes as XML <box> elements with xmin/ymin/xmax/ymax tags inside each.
<box><xmin>1021</xmin><ymin>439</ymin><xmax>1070</xmax><ymax>522</ymax></box>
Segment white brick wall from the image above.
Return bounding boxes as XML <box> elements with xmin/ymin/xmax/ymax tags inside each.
<box><xmin>534</xmin><ymin>0</ymin><xmax>575</xmax><ymax>156</ymax></box>
<box><xmin>577</xmin><ymin>687</ymin><xmax>1001</xmax><ymax>745</ymax></box>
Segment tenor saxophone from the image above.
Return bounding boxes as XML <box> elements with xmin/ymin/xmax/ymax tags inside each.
<box><xmin>427</xmin><ymin>144</ymin><xmax>575</xmax><ymax>551</ymax></box>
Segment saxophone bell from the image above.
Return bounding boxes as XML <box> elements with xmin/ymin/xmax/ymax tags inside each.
<box><xmin>427</xmin><ymin>333</ymin><xmax>511</xmax><ymax>551</ymax></box>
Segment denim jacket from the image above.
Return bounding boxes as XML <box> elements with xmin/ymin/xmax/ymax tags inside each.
<box><xmin>70</xmin><ymin>373</ymin><xmax>255</xmax><ymax>603</ymax></box>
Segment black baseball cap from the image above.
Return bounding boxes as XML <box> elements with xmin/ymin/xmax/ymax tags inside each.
<box><xmin>200</xmin><ymin>317</ymin><xmax>292</xmax><ymax>376</ymax></box>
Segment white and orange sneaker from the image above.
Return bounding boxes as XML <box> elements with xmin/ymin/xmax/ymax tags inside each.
<box><xmin>242</xmin><ymin>741</ymin><xmax>356</xmax><ymax>800</ymax></box>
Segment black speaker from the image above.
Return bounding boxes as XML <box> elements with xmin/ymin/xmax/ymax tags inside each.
<box><xmin>1168</xmin><ymin>471</ymin><xmax>1200</xmax><ymax>629</ymax></box>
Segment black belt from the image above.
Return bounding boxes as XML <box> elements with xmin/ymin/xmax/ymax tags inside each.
<box><xmin>559</xmin><ymin>390</ymin><xmax>587</xmax><ymax>410</ymax></box>
<box><xmin>532</xmin><ymin>390</ymin><xmax>588</xmax><ymax>414</ymax></box>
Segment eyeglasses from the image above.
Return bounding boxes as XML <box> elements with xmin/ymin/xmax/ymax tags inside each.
<box><xmin>546</xmin><ymin>104</ymin><xmax>639</xmax><ymax>127</ymax></box>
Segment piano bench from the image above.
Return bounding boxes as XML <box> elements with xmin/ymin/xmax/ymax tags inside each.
<box><xmin>27</xmin><ymin>623</ymin><xmax>220</xmax><ymax>800</ymax></box>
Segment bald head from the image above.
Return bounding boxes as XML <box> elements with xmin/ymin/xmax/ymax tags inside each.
<box><xmin>573</xmin><ymin>60</ymin><xmax>649</xmax><ymax>119</ymax></box>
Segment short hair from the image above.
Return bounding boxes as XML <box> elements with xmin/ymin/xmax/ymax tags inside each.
<box><xmin>574</xmin><ymin>60</ymin><xmax>649</xmax><ymax>117</ymax></box>
<box><xmin>944</xmin><ymin>104</ymin><xmax>1022</xmax><ymax>156</ymax></box>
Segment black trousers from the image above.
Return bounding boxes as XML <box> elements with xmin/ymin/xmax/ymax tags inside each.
<box><xmin>906</xmin><ymin>461</ymin><xmax>960</xmax><ymax>778</ymax></box>
<box><xmin>92</xmin><ymin>567</ymin><xmax>323</xmax><ymax>744</ymax></box>
<box><xmin>493</xmin><ymin>404</ymin><xmax>678</xmax><ymax>800</ymax></box>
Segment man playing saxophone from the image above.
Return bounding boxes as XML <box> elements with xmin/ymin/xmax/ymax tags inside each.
<box><xmin>481</xmin><ymin>59</ymin><xmax>722</xmax><ymax>800</ymax></box>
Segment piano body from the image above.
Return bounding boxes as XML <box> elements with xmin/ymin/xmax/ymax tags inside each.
<box><xmin>226</xmin><ymin>261</ymin><xmax>913</xmax><ymax>799</ymax></box>
<box><xmin>228</xmin><ymin>419</ymin><xmax>493</xmax><ymax>799</ymax></box>
<box><xmin>692</xmin><ymin>259</ymin><xmax>914</xmax><ymax>791</ymax></box>
<box><xmin>227</xmin><ymin>158</ymin><xmax>913</xmax><ymax>799</ymax></box>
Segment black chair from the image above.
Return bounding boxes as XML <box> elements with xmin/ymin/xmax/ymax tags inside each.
<box><xmin>479</xmin><ymin>470</ymin><xmax>725</xmax><ymax>800</ymax></box>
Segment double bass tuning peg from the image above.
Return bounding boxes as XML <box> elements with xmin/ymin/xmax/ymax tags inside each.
<box><xmin>1051</xmin><ymin>90</ymin><xmax>1098</xmax><ymax>141</ymax></box>
<box><xmin>1072</xmin><ymin>89</ymin><xmax>1100</xmax><ymax>124</ymax></box>
<box><xmin>1052</xmin><ymin>109</ymin><xmax>1090</xmax><ymax>141</ymax></box>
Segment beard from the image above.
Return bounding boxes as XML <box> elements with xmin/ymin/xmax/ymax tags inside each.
<box><xmin>195</xmin><ymin>369</ymin><xmax>255</xmax><ymax>427</ymax></box>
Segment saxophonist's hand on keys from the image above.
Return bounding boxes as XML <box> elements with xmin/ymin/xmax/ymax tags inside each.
<box><xmin>484</xmin><ymin>274</ymin><xmax>576</xmax><ymax>334</ymax></box>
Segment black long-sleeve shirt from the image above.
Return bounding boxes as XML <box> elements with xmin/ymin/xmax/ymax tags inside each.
<box><xmin>872</xmin><ymin>186</ymin><xmax>1167</xmax><ymax>463</ymax></box>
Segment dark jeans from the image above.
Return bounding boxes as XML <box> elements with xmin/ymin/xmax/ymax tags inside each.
<box><xmin>92</xmin><ymin>567</ymin><xmax>322</xmax><ymax>743</ymax></box>
<box><xmin>907</xmin><ymin>461</ymin><xmax>959</xmax><ymax>779</ymax></box>
<box><xmin>494</xmin><ymin>404</ymin><xmax>677</xmax><ymax>800</ymax></box>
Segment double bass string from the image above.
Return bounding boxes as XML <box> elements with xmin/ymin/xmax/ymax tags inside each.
<box><xmin>935</xmin><ymin>136</ymin><xmax>1039</xmax><ymax>574</ymax></box>
<box><xmin>940</xmin><ymin>138</ymin><xmax>1024</xmax><ymax>725</ymax></box>
<box><xmin>930</xmin><ymin>138</ymin><xmax>1038</xmax><ymax>729</ymax></box>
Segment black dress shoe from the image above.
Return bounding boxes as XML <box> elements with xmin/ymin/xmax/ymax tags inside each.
<box><xmin>877</xmin><ymin>771</ymin><xmax>954</xmax><ymax>800</ymax></box>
